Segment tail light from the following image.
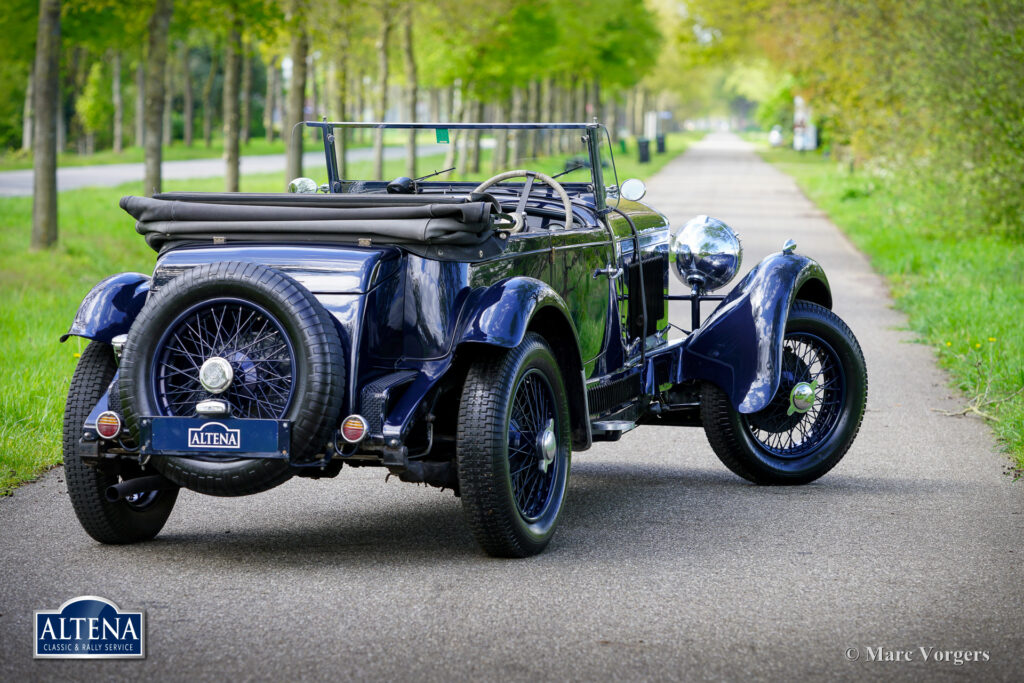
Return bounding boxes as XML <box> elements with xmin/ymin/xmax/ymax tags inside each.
<box><xmin>339</xmin><ymin>415</ymin><xmax>368</xmax><ymax>444</ymax></box>
<box><xmin>96</xmin><ymin>411</ymin><xmax>122</xmax><ymax>439</ymax></box>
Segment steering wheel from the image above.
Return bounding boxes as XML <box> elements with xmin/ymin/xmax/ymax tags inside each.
<box><xmin>473</xmin><ymin>170</ymin><xmax>574</xmax><ymax>233</ymax></box>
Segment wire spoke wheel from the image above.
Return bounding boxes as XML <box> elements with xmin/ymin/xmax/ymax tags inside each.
<box><xmin>119</xmin><ymin>262</ymin><xmax>345</xmax><ymax>496</ymax></box>
<box><xmin>153</xmin><ymin>298</ymin><xmax>296</xmax><ymax>420</ymax></box>
<box><xmin>457</xmin><ymin>333</ymin><xmax>571</xmax><ymax>557</ymax></box>
<box><xmin>507</xmin><ymin>369</ymin><xmax>559</xmax><ymax>521</ymax></box>
<box><xmin>701</xmin><ymin>301</ymin><xmax>867</xmax><ymax>485</ymax></box>
<box><xmin>742</xmin><ymin>332</ymin><xmax>845</xmax><ymax>458</ymax></box>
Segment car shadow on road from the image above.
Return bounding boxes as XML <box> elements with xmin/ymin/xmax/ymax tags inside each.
<box><xmin>111</xmin><ymin>461</ymin><xmax>968</xmax><ymax>567</ymax></box>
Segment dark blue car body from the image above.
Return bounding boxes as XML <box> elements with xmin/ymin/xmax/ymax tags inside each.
<box><xmin>64</xmin><ymin>122</ymin><xmax>834</xmax><ymax>473</ymax></box>
<box><xmin>59</xmin><ymin>122</ymin><xmax>872</xmax><ymax>556</ymax></box>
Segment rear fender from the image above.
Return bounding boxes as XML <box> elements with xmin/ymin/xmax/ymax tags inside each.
<box><xmin>681</xmin><ymin>253</ymin><xmax>831</xmax><ymax>413</ymax></box>
<box><xmin>457</xmin><ymin>277</ymin><xmax>577</xmax><ymax>349</ymax></box>
<box><xmin>455</xmin><ymin>277</ymin><xmax>590</xmax><ymax>449</ymax></box>
<box><xmin>60</xmin><ymin>272</ymin><xmax>150</xmax><ymax>344</ymax></box>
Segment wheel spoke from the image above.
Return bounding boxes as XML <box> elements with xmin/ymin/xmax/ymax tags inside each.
<box><xmin>153</xmin><ymin>300</ymin><xmax>294</xmax><ymax>419</ymax></box>
<box><xmin>743</xmin><ymin>331</ymin><xmax>845</xmax><ymax>458</ymax></box>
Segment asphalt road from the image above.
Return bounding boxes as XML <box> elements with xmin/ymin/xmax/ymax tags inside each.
<box><xmin>1</xmin><ymin>133</ymin><xmax>1020</xmax><ymax>681</ymax></box>
<box><xmin>0</xmin><ymin>144</ymin><xmax>448</xmax><ymax>196</ymax></box>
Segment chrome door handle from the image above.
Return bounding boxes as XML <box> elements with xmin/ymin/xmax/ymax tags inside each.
<box><xmin>593</xmin><ymin>264</ymin><xmax>623</xmax><ymax>279</ymax></box>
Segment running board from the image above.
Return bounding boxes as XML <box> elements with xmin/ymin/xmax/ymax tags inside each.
<box><xmin>590</xmin><ymin>420</ymin><xmax>638</xmax><ymax>442</ymax></box>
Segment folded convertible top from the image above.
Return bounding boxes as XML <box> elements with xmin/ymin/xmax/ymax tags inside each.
<box><xmin>120</xmin><ymin>192</ymin><xmax>508</xmax><ymax>260</ymax></box>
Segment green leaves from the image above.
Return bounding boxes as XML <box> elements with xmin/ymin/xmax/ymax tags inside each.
<box><xmin>685</xmin><ymin>0</ymin><xmax>1024</xmax><ymax>239</ymax></box>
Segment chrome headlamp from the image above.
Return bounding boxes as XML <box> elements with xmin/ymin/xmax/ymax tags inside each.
<box><xmin>670</xmin><ymin>215</ymin><xmax>743</xmax><ymax>292</ymax></box>
<box><xmin>288</xmin><ymin>177</ymin><xmax>318</xmax><ymax>194</ymax></box>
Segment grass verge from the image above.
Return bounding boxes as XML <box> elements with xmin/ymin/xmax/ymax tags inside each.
<box><xmin>0</xmin><ymin>132</ymin><xmax>699</xmax><ymax>494</ymax></box>
<box><xmin>0</xmin><ymin>137</ymin><xmax>288</xmax><ymax>172</ymax></box>
<box><xmin>754</xmin><ymin>141</ymin><xmax>1024</xmax><ymax>478</ymax></box>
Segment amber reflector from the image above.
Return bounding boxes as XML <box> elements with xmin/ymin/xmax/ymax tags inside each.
<box><xmin>96</xmin><ymin>411</ymin><xmax>121</xmax><ymax>439</ymax></box>
<box><xmin>340</xmin><ymin>415</ymin><xmax>367</xmax><ymax>443</ymax></box>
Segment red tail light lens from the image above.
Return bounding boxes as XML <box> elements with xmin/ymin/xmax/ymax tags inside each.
<box><xmin>96</xmin><ymin>411</ymin><xmax>122</xmax><ymax>439</ymax></box>
<box><xmin>340</xmin><ymin>415</ymin><xmax>368</xmax><ymax>443</ymax></box>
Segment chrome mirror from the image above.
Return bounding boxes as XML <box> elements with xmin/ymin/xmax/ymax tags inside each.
<box><xmin>288</xmin><ymin>177</ymin><xmax>318</xmax><ymax>194</ymax></box>
<box><xmin>619</xmin><ymin>178</ymin><xmax>646</xmax><ymax>202</ymax></box>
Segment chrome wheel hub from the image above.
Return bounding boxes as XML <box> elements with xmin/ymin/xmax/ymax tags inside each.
<box><xmin>199</xmin><ymin>356</ymin><xmax>234</xmax><ymax>394</ymax></box>
<box><xmin>537</xmin><ymin>419</ymin><xmax>557</xmax><ymax>474</ymax></box>
<box><xmin>787</xmin><ymin>380</ymin><xmax>818</xmax><ymax>416</ymax></box>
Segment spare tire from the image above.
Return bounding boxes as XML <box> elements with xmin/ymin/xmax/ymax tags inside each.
<box><xmin>120</xmin><ymin>261</ymin><xmax>345</xmax><ymax>496</ymax></box>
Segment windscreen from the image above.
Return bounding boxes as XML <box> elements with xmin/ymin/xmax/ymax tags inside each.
<box><xmin>306</xmin><ymin>123</ymin><xmax>601</xmax><ymax>190</ymax></box>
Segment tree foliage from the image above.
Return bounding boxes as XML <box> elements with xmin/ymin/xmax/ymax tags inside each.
<box><xmin>681</xmin><ymin>0</ymin><xmax>1024</xmax><ymax>237</ymax></box>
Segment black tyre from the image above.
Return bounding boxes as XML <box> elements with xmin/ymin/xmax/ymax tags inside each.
<box><xmin>457</xmin><ymin>333</ymin><xmax>571</xmax><ymax>557</ymax></box>
<box><xmin>120</xmin><ymin>261</ymin><xmax>345</xmax><ymax>496</ymax></box>
<box><xmin>701</xmin><ymin>301</ymin><xmax>867</xmax><ymax>485</ymax></box>
<box><xmin>63</xmin><ymin>341</ymin><xmax>178</xmax><ymax>544</ymax></box>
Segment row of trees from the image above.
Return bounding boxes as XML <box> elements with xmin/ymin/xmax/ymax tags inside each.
<box><xmin>8</xmin><ymin>0</ymin><xmax>673</xmax><ymax>249</ymax></box>
<box><xmin>679</xmin><ymin>0</ymin><xmax>1024</xmax><ymax>238</ymax></box>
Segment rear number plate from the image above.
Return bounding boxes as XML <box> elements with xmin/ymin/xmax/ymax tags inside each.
<box><xmin>142</xmin><ymin>417</ymin><xmax>289</xmax><ymax>458</ymax></box>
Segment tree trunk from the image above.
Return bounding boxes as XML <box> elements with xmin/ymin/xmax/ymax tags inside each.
<box><xmin>604</xmin><ymin>90</ymin><xmax>617</xmax><ymax>142</ymax></box>
<box><xmin>240</xmin><ymin>41</ymin><xmax>252</xmax><ymax>146</ymax></box>
<box><xmin>469</xmin><ymin>100</ymin><xmax>483</xmax><ymax>173</ymax></box>
<box><xmin>22</xmin><ymin>71</ymin><xmax>34</xmax><ymax>151</ymax></box>
<box><xmin>333</xmin><ymin>57</ymin><xmax>347</xmax><ymax>179</ymax></box>
<box><xmin>402</xmin><ymin>1</ymin><xmax>417</xmax><ymax>178</ymax></box>
<box><xmin>632</xmin><ymin>85</ymin><xmax>645</xmax><ymax>138</ymax></box>
<box><xmin>428</xmin><ymin>87</ymin><xmax>439</xmax><ymax>123</ymax></box>
<box><xmin>373</xmin><ymin>7</ymin><xmax>391</xmax><ymax>179</ymax></box>
<box><xmin>68</xmin><ymin>47</ymin><xmax>83</xmax><ymax>154</ymax></box>
<box><xmin>454</xmin><ymin>93</ymin><xmax>472</xmax><ymax>177</ymax></box>
<box><xmin>135</xmin><ymin>63</ymin><xmax>144</xmax><ymax>147</ymax></box>
<box><xmin>162</xmin><ymin>49</ymin><xmax>173</xmax><ymax>146</ymax></box>
<box><xmin>223</xmin><ymin>19</ymin><xmax>241</xmax><ymax>192</ymax></box>
<box><xmin>353</xmin><ymin>67</ymin><xmax>363</xmax><ymax>143</ymax></box>
<box><xmin>625</xmin><ymin>87</ymin><xmax>635</xmax><ymax>137</ymax></box>
<box><xmin>443</xmin><ymin>85</ymin><xmax>464</xmax><ymax>175</ymax></box>
<box><xmin>56</xmin><ymin>75</ymin><xmax>65</xmax><ymax>152</ymax></box>
<box><xmin>511</xmin><ymin>87</ymin><xmax>526</xmax><ymax>166</ymax></box>
<box><xmin>31</xmin><ymin>0</ymin><xmax>60</xmax><ymax>250</ymax></box>
<box><xmin>285</xmin><ymin>10</ymin><xmax>308</xmax><ymax>182</ymax></box>
<box><xmin>181</xmin><ymin>45</ymin><xmax>194</xmax><ymax>147</ymax></box>
<box><xmin>263</xmin><ymin>55</ymin><xmax>277</xmax><ymax>143</ymax></box>
<box><xmin>202</xmin><ymin>51</ymin><xmax>217</xmax><ymax>149</ymax></box>
<box><xmin>575</xmin><ymin>78</ymin><xmax>585</xmax><ymax>122</ymax></box>
<box><xmin>541</xmin><ymin>78</ymin><xmax>553</xmax><ymax>156</ymax></box>
<box><xmin>144</xmin><ymin>0</ymin><xmax>173</xmax><ymax>196</ymax></box>
<box><xmin>528</xmin><ymin>79</ymin><xmax>540</xmax><ymax>158</ymax></box>
<box><xmin>556</xmin><ymin>83</ymin><xmax>568</xmax><ymax>154</ymax></box>
<box><xmin>275</xmin><ymin>53</ymin><xmax>285</xmax><ymax>138</ymax></box>
<box><xmin>111</xmin><ymin>51</ymin><xmax>123</xmax><ymax>153</ymax></box>
<box><xmin>307</xmin><ymin>52</ymin><xmax>318</xmax><ymax>140</ymax></box>
<box><xmin>490</xmin><ymin>98</ymin><xmax>509</xmax><ymax>174</ymax></box>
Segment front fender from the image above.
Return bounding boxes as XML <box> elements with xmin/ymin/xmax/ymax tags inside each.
<box><xmin>457</xmin><ymin>276</ymin><xmax>580</xmax><ymax>351</ymax></box>
<box><xmin>681</xmin><ymin>253</ymin><xmax>831</xmax><ymax>413</ymax></box>
<box><xmin>59</xmin><ymin>272</ymin><xmax>150</xmax><ymax>344</ymax></box>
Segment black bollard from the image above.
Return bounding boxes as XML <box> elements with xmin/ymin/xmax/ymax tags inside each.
<box><xmin>637</xmin><ymin>138</ymin><xmax>650</xmax><ymax>163</ymax></box>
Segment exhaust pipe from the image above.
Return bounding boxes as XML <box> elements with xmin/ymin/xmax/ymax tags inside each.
<box><xmin>105</xmin><ymin>475</ymin><xmax>179</xmax><ymax>502</ymax></box>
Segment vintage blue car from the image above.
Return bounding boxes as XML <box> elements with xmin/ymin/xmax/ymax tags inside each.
<box><xmin>61</xmin><ymin>122</ymin><xmax>867</xmax><ymax>557</ymax></box>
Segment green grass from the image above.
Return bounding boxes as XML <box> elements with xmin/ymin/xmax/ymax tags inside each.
<box><xmin>0</xmin><ymin>131</ymin><xmax>699</xmax><ymax>494</ymax></box>
<box><xmin>753</xmin><ymin>142</ymin><xmax>1024</xmax><ymax>477</ymax></box>
<box><xmin>0</xmin><ymin>137</ymin><xmax>290</xmax><ymax>172</ymax></box>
